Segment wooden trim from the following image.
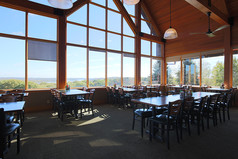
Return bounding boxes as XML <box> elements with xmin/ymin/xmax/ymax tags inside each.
<box><xmin>200</xmin><ymin>54</ymin><xmax>202</xmax><ymax>86</ymax></box>
<box><xmin>141</xmin><ymin>1</ymin><xmax>162</xmax><ymax>37</ymax></box>
<box><xmin>113</xmin><ymin>0</ymin><xmax>137</xmax><ymax>35</ymax></box>
<box><xmin>185</xmin><ymin>0</ymin><xmax>229</xmax><ymax>25</ymax></box>
<box><xmin>25</xmin><ymin>12</ymin><xmax>28</xmax><ymax>90</ymax></box>
<box><xmin>180</xmin><ymin>58</ymin><xmax>183</xmax><ymax>85</ymax></box>
<box><xmin>65</xmin><ymin>0</ymin><xmax>88</xmax><ymax>17</ymax></box>
<box><xmin>0</xmin><ymin>0</ymin><xmax>59</xmax><ymax>19</ymax></box>
<box><xmin>86</xmin><ymin>3</ymin><xmax>89</xmax><ymax>88</ymax></box>
<box><xmin>105</xmin><ymin>0</ymin><xmax>108</xmax><ymax>87</ymax></box>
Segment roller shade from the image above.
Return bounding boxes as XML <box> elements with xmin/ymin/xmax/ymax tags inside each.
<box><xmin>123</xmin><ymin>53</ymin><xmax>135</xmax><ymax>58</ymax></box>
<box><xmin>28</xmin><ymin>40</ymin><xmax>57</xmax><ymax>61</ymax></box>
<box><xmin>201</xmin><ymin>49</ymin><xmax>224</xmax><ymax>57</ymax></box>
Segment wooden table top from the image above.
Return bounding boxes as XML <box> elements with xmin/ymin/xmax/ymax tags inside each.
<box><xmin>0</xmin><ymin>101</ymin><xmax>25</xmax><ymax>112</ymax></box>
<box><xmin>131</xmin><ymin>92</ymin><xmax>219</xmax><ymax>107</ymax></box>
<box><xmin>206</xmin><ymin>88</ymin><xmax>230</xmax><ymax>92</ymax></box>
<box><xmin>58</xmin><ymin>89</ymin><xmax>90</xmax><ymax>96</ymax></box>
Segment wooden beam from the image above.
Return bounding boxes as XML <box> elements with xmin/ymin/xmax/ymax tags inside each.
<box><xmin>141</xmin><ymin>1</ymin><xmax>162</xmax><ymax>37</ymax></box>
<box><xmin>0</xmin><ymin>0</ymin><xmax>60</xmax><ymax>18</ymax></box>
<box><xmin>58</xmin><ymin>16</ymin><xmax>67</xmax><ymax>89</ymax></box>
<box><xmin>65</xmin><ymin>0</ymin><xmax>88</xmax><ymax>17</ymax></box>
<box><xmin>140</xmin><ymin>32</ymin><xmax>163</xmax><ymax>43</ymax></box>
<box><xmin>224</xmin><ymin>26</ymin><xmax>232</xmax><ymax>88</ymax></box>
<box><xmin>113</xmin><ymin>0</ymin><xmax>137</xmax><ymax>35</ymax></box>
<box><xmin>185</xmin><ymin>0</ymin><xmax>229</xmax><ymax>25</ymax></box>
<box><xmin>135</xmin><ymin>2</ymin><xmax>141</xmax><ymax>86</ymax></box>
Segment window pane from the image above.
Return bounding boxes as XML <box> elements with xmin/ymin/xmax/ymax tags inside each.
<box><xmin>0</xmin><ymin>37</ymin><xmax>25</xmax><ymax>89</ymax></box>
<box><xmin>123</xmin><ymin>18</ymin><xmax>134</xmax><ymax>37</ymax></box>
<box><xmin>89</xmin><ymin>28</ymin><xmax>105</xmax><ymax>48</ymax></box>
<box><xmin>141</xmin><ymin>57</ymin><xmax>150</xmax><ymax>85</ymax></box>
<box><xmin>108</xmin><ymin>33</ymin><xmax>121</xmax><ymax>51</ymax></box>
<box><xmin>141</xmin><ymin>20</ymin><xmax>151</xmax><ymax>34</ymax></box>
<box><xmin>152</xmin><ymin>59</ymin><xmax>161</xmax><ymax>84</ymax></box>
<box><xmin>67</xmin><ymin>46</ymin><xmax>87</xmax><ymax>87</ymax></box>
<box><xmin>67</xmin><ymin>5</ymin><xmax>87</xmax><ymax>25</ymax></box>
<box><xmin>167</xmin><ymin>61</ymin><xmax>180</xmax><ymax>85</ymax></box>
<box><xmin>108</xmin><ymin>52</ymin><xmax>121</xmax><ymax>86</ymax></box>
<box><xmin>141</xmin><ymin>40</ymin><xmax>150</xmax><ymax>55</ymax></box>
<box><xmin>123</xmin><ymin>55</ymin><xmax>134</xmax><ymax>86</ymax></box>
<box><xmin>123</xmin><ymin>3</ymin><xmax>135</xmax><ymax>16</ymax></box>
<box><xmin>202</xmin><ymin>55</ymin><xmax>224</xmax><ymax>87</ymax></box>
<box><xmin>91</xmin><ymin>0</ymin><xmax>106</xmax><ymax>6</ymax></box>
<box><xmin>182</xmin><ymin>58</ymin><xmax>200</xmax><ymax>85</ymax></box>
<box><xmin>89</xmin><ymin>50</ymin><xmax>105</xmax><ymax>87</ymax></box>
<box><xmin>123</xmin><ymin>36</ymin><xmax>134</xmax><ymax>53</ymax></box>
<box><xmin>152</xmin><ymin>42</ymin><xmax>162</xmax><ymax>57</ymax></box>
<box><xmin>89</xmin><ymin>4</ymin><xmax>105</xmax><ymax>29</ymax></box>
<box><xmin>108</xmin><ymin>10</ymin><xmax>121</xmax><ymax>33</ymax></box>
<box><xmin>28</xmin><ymin>60</ymin><xmax>56</xmax><ymax>89</ymax></box>
<box><xmin>67</xmin><ymin>23</ymin><xmax>87</xmax><ymax>45</ymax></box>
<box><xmin>28</xmin><ymin>13</ymin><xmax>57</xmax><ymax>41</ymax></box>
<box><xmin>233</xmin><ymin>51</ymin><xmax>238</xmax><ymax>87</ymax></box>
<box><xmin>0</xmin><ymin>6</ymin><xmax>25</xmax><ymax>36</ymax></box>
<box><xmin>108</xmin><ymin>0</ymin><xmax>119</xmax><ymax>11</ymax></box>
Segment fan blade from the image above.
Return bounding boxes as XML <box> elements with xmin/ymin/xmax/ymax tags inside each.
<box><xmin>213</xmin><ymin>25</ymin><xmax>229</xmax><ymax>33</ymax></box>
<box><xmin>190</xmin><ymin>32</ymin><xmax>206</xmax><ymax>35</ymax></box>
<box><xmin>207</xmin><ymin>33</ymin><xmax>215</xmax><ymax>38</ymax></box>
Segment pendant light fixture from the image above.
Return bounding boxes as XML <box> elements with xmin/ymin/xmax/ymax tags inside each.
<box><xmin>124</xmin><ymin>0</ymin><xmax>140</xmax><ymax>5</ymax></box>
<box><xmin>48</xmin><ymin>0</ymin><xmax>73</xmax><ymax>10</ymax></box>
<box><xmin>164</xmin><ymin>0</ymin><xmax>178</xmax><ymax>39</ymax></box>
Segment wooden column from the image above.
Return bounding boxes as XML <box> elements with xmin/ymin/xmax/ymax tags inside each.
<box><xmin>162</xmin><ymin>44</ymin><xmax>166</xmax><ymax>85</ymax></box>
<box><xmin>58</xmin><ymin>15</ymin><xmax>67</xmax><ymax>89</ymax></box>
<box><xmin>224</xmin><ymin>26</ymin><xmax>232</xmax><ymax>88</ymax></box>
<box><xmin>135</xmin><ymin>2</ymin><xmax>141</xmax><ymax>86</ymax></box>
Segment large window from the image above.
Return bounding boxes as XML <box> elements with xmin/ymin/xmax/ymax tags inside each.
<box><xmin>202</xmin><ymin>53</ymin><xmax>224</xmax><ymax>87</ymax></box>
<box><xmin>0</xmin><ymin>37</ymin><xmax>25</xmax><ymax>89</ymax></box>
<box><xmin>0</xmin><ymin>6</ymin><xmax>58</xmax><ymax>89</ymax></box>
<box><xmin>233</xmin><ymin>50</ymin><xmax>238</xmax><ymax>87</ymax></box>
<box><xmin>89</xmin><ymin>50</ymin><xmax>105</xmax><ymax>87</ymax></box>
<box><xmin>167</xmin><ymin>61</ymin><xmax>181</xmax><ymax>85</ymax></box>
<box><xmin>67</xmin><ymin>46</ymin><xmax>87</xmax><ymax>87</ymax></box>
<box><xmin>141</xmin><ymin>57</ymin><xmax>150</xmax><ymax>85</ymax></box>
<box><xmin>182</xmin><ymin>57</ymin><xmax>200</xmax><ymax>85</ymax></box>
<box><xmin>152</xmin><ymin>59</ymin><xmax>161</xmax><ymax>84</ymax></box>
<box><xmin>123</xmin><ymin>55</ymin><xmax>135</xmax><ymax>86</ymax></box>
<box><xmin>108</xmin><ymin>52</ymin><xmax>121</xmax><ymax>86</ymax></box>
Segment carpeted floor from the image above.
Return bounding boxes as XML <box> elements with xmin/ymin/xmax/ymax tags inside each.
<box><xmin>5</xmin><ymin>105</ymin><xmax>238</xmax><ymax>159</ymax></box>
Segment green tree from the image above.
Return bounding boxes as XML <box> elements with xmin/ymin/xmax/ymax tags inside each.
<box><xmin>152</xmin><ymin>60</ymin><xmax>161</xmax><ymax>84</ymax></box>
<box><xmin>0</xmin><ymin>79</ymin><xmax>25</xmax><ymax>89</ymax></box>
<box><xmin>211</xmin><ymin>62</ymin><xmax>224</xmax><ymax>86</ymax></box>
<box><xmin>233</xmin><ymin>57</ymin><xmax>238</xmax><ymax>87</ymax></box>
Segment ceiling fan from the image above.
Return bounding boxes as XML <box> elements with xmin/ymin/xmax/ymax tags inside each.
<box><xmin>190</xmin><ymin>12</ymin><xmax>229</xmax><ymax>38</ymax></box>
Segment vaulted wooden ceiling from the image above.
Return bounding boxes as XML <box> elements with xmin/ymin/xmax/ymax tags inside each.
<box><xmin>143</xmin><ymin>0</ymin><xmax>238</xmax><ymax>56</ymax></box>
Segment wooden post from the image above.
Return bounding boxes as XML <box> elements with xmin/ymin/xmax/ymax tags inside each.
<box><xmin>135</xmin><ymin>2</ymin><xmax>141</xmax><ymax>86</ymax></box>
<box><xmin>58</xmin><ymin>15</ymin><xmax>67</xmax><ymax>89</ymax></box>
<box><xmin>224</xmin><ymin>26</ymin><xmax>232</xmax><ymax>88</ymax></box>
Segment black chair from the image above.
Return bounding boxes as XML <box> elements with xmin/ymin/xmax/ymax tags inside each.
<box><xmin>206</xmin><ymin>94</ymin><xmax>220</xmax><ymax>128</ymax></box>
<box><xmin>192</xmin><ymin>96</ymin><xmax>207</xmax><ymax>135</ymax></box>
<box><xmin>118</xmin><ymin>88</ymin><xmax>131</xmax><ymax>109</ymax></box>
<box><xmin>1</xmin><ymin>94</ymin><xmax>18</xmax><ymax>124</ymax></box>
<box><xmin>220</xmin><ymin>93</ymin><xmax>232</xmax><ymax>121</ymax></box>
<box><xmin>0</xmin><ymin>108</ymin><xmax>20</xmax><ymax>158</ymax></box>
<box><xmin>149</xmin><ymin>100</ymin><xmax>182</xmax><ymax>149</ymax></box>
<box><xmin>180</xmin><ymin>97</ymin><xmax>194</xmax><ymax>139</ymax></box>
<box><xmin>79</xmin><ymin>89</ymin><xmax>95</xmax><ymax>118</ymax></box>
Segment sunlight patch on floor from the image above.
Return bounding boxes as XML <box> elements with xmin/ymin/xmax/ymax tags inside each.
<box><xmin>77</xmin><ymin>114</ymin><xmax>110</xmax><ymax>127</ymax></box>
<box><xmin>89</xmin><ymin>139</ymin><xmax>122</xmax><ymax>147</ymax></box>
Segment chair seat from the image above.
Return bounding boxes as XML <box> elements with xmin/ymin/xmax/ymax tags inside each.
<box><xmin>5</xmin><ymin>123</ymin><xmax>20</xmax><ymax>135</ymax></box>
<box><xmin>80</xmin><ymin>99</ymin><xmax>92</xmax><ymax>103</ymax></box>
<box><xmin>6</xmin><ymin>114</ymin><xmax>14</xmax><ymax>123</ymax></box>
<box><xmin>135</xmin><ymin>109</ymin><xmax>152</xmax><ymax>117</ymax></box>
<box><xmin>151</xmin><ymin>114</ymin><xmax>175</xmax><ymax>123</ymax></box>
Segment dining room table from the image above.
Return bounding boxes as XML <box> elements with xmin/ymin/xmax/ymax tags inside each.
<box><xmin>58</xmin><ymin>89</ymin><xmax>90</xmax><ymax>118</ymax></box>
<box><xmin>0</xmin><ymin>101</ymin><xmax>25</xmax><ymax>124</ymax></box>
<box><xmin>206</xmin><ymin>88</ymin><xmax>230</xmax><ymax>93</ymax></box>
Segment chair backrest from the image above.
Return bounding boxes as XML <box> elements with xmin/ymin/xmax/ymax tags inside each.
<box><xmin>198</xmin><ymin>96</ymin><xmax>207</xmax><ymax>112</ymax></box>
<box><xmin>1</xmin><ymin>94</ymin><xmax>17</xmax><ymax>102</ymax></box>
<box><xmin>226</xmin><ymin>93</ymin><xmax>232</xmax><ymax>107</ymax></box>
<box><xmin>82</xmin><ymin>87</ymin><xmax>88</xmax><ymax>91</ymax></box>
<box><xmin>118</xmin><ymin>88</ymin><xmax>124</xmax><ymax>95</ymax></box>
<box><xmin>168</xmin><ymin>100</ymin><xmax>182</xmax><ymax>118</ymax></box>
<box><xmin>183</xmin><ymin>97</ymin><xmax>194</xmax><ymax>112</ymax></box>
<box><xmin>210</xmin><ymin>94</ymin><xmax>220</xmax><ymax>105</ymax></box>
<box><xmin>89</xmin><ymin>89</ymin><xmax>96</xmax><ymax>101</ymax></box>
<box><xmin>147</xmin><ymin>92</ymin><xmax>157</xmax><ymax>97</ymax></box>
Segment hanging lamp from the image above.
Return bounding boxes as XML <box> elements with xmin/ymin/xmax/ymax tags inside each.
<box><xmin>124</xmin><ymin>0</ymin><xmax>140</xmax><ymax>5</ymax></box>
<box><xmin>164</xmin><ymin>0</ymin><xmax>178</xmax><ymax>39</ymax></box>
<box><xmin>48</xmin><ymin>0</ymin><xmax>73</xmax><ymax>10</ymax></box>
